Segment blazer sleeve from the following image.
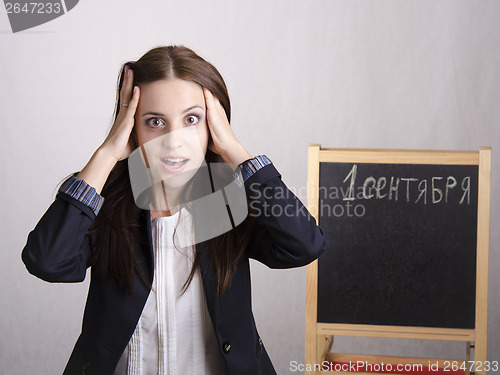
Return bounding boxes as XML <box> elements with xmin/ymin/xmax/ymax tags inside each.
<box><xmin>244</xmin><ymin>163</ymin><xmax>326</xmax><ymax>268</ymax></box>
<box><xmin>21</xmin><ymin>192</ymin><xmax>97</xmax><ymax>283</ymax></box>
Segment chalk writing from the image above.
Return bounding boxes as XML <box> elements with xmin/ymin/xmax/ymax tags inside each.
<box><xmin>342</xmin><ymin>164</ymin><xmax>470</xmax><ymax>205</ymax></box>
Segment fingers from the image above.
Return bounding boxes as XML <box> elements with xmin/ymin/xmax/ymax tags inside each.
<box><xmin>118</xmin><ymin>85</ymin><xmax>140</xmax><ymax>144</ymax></box>
<box><xmin>203</xmin><ymin>87</ymin><xmax>224</xmax><ymax>135</ymax></box>
<box><xmin>203</xmin><ymin>87</ymin><xmax>218</xmax><ymax>115</ymax></box>
<box><xmin>117</xmin><ymin>67</ymin><xmax>140</xmax><ymax>128</ymax></box>
<box><xmin>202</xmin><ymin>88</ymin><xmax>251</xmax><ymax>165</ymax></box>
<box><xmin>119</xmin><ymin>66</ymin><xmax>136</xmax><ymax>115</ymax></box>
<box><xmin>101</xmin><ymin>68</ymin><xmax>140</xmax><ymax>161</ymax></box>
<box><xmin>203</xmin><ymin>87</ymin><xmax>214</xmax><ymax>116</ymax></box>
<box><xmin>125</xmin><ymin>86</ymin><xmax>140</xmax><ymax>117</ymax></box>
<box><xmin>203</xmin><ymin>87</ymin><xmax>226</xmax><ymax>119</ymax></box>
<box><xmin>203</xmin><ymin>87</ymin><xmax>230</xmax><ymax>139</ymax></box>
<box><xmin>203</xmin><ymin>87</ymin><xmax>239</xmax><ymax>159</ymax></box>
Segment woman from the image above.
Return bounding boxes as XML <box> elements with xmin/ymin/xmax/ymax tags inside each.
<box><xmin>22</xmin><ymin>45</ymin><xmax>325</xmax><ymax>375</ymax></box>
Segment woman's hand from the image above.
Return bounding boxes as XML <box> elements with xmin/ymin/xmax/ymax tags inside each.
<box><xmin>77</xmin><ymin>66</ymin><xmax>140</xmax><ymax>194</ymax></box>
<box><xmin>100</xmin><ymin>65</ymin><xmax>141</xmax><ymax>161</ymax></box>
<box><xmin>203</xmin><ymin>88</ymin><xmax>252</xmax><ymax>167</ymax></box>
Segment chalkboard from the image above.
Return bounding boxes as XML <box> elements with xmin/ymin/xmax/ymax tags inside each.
<box><xmin>316</xmin><ymin>162</ymin><xmax>479</xmax><ymax>329</ymax></box>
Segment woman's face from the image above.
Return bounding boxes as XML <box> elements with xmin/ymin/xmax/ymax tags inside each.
<box><xmin>134</xmin><ymin>78</ymin><xmax>209</xmax><ymax>192</ymax></box>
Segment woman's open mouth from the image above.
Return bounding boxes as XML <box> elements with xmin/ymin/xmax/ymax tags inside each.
<box><xmin>160</xmin><ymin>157</ymin><xmax>189</xmax><ymax>174</ymax></box>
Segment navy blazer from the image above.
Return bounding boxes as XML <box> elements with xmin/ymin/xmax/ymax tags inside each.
<box><xmin>22</xmin><ymin>163</ymin><xmax>326</xmax><ymax>375</ymax></box>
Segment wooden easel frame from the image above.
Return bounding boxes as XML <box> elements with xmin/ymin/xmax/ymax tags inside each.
<box><xmin>305</xmin><ymin>145</ymin><xmax>491</xmax><ymax>375</ymax></box>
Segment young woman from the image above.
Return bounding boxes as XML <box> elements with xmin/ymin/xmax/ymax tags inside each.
<box><xmin>22</xmin><ymin>45</ymin><xmax>326</xmax><ymax>375</ymax></box>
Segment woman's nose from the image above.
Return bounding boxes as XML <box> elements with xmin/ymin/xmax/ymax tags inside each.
<box><xmin>161</xmin><ymin>122</ymin><xmax>188</xmax><ymax>149</ymax></box>
<box><xmin>161</xmin><ymin>130</ymin><xmax>182</xmax><ymax>150</ymax></box>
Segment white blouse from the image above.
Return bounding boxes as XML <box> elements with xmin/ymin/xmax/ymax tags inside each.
<box><xmin>114</xmin><ymin>209</ymin><xmax>228</xmax><ymax>375</ymax></box>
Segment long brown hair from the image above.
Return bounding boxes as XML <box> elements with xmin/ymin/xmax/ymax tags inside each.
<box><xmin>90</xmin><ymin>46</ymin><xmax>255</xmax><ymax>296</ymax></box>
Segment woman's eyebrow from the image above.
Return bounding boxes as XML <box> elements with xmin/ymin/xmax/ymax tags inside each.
<box><xmin>141</xmin><ymin>111</ymin><xmax>165</xmax><ymax>117</ymax></box>
<box><xmin>182</xmin><ymin>105</ymin><xmax>204</xmax><ymax>114</ymax></box>
<box><xmin>141</xmin><ymin>105</ymin><xmax>205</xmax><ymax>117</ymax></box>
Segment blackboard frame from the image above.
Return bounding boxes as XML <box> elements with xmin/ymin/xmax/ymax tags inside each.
<box><xmin>305</xmin><ymin>145</ymin><xmax>491</xmax><ymax>375</ymax></box>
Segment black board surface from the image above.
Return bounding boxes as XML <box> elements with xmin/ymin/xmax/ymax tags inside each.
<box><xmin>317</xmin><ymin>162</ymin><xmax>478</xmax><ymax>329</ymax></box>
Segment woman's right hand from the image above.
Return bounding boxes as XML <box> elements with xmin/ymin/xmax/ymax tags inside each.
<box><xmin>77</xmin><ymin>66</ymin><xmax>140</xmax><ymax>194</ymax></box>
<box><xmin>100</xmin><ymin>65</ymin><xmax>141</xmax><ymax>161</ymax></box>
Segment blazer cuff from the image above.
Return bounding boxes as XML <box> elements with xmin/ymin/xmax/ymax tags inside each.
<box><xmin>59</xmin><ymin>175</ymin><xmax>105</xmax><ymax>216</ymax></box>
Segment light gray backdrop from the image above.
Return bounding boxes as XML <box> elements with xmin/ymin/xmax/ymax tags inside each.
<box><xmin>1</xmin><ymin>1</ymin><xmax>498</xmax><ymax>374</ymax></box>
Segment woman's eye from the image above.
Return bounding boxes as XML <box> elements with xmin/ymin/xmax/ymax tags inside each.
<box><xmin>147</xmin><ymin>118</ymin><xmax>165</xmax><ymax>128</ymax></box>
<box><xmin>185</xmin><ymin>115</ymin><xmax>199</xmax><ymax>125</ymax></box>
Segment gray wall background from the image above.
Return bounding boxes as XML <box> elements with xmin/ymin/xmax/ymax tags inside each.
<box><xmin>1</xmin><ymin>0</ymin><xmax>498</xmax><ymax>374</ymax></box>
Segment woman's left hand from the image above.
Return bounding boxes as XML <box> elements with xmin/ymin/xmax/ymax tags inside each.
<box><xmin>203</xmin><ymin>88</ymin><xmax>252</xmax><ymax>167</ymax></box>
